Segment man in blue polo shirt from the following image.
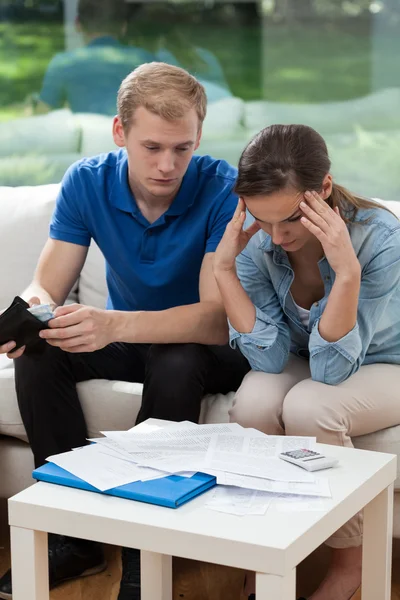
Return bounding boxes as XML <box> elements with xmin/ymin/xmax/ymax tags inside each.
<box><xmin>0</xmin><ymin>63</ymin><xmax>249</xmax><ymax>600</ymax></box>
<box><xmin>36</xmin><ymin>0</ymin><xmax>153</xmax><ymax>115</ymax></box>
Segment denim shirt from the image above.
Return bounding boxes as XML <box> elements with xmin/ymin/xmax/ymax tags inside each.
<box><xmin>229</xmin><ymin>205</ymin><xmax>400</xmax><ymax>385</ymax></box>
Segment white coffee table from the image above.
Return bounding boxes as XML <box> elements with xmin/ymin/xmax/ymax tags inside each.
<box><xmin>8</xmin><ymin>443</ymin><xmax>396</xmax><ymax>600</ymax></box>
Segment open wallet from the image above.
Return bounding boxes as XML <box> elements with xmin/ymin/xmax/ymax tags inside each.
<box><xmin>0</xmin><ymin>296</ymin><xmax>52</xmax><ymax>351</ymax></box>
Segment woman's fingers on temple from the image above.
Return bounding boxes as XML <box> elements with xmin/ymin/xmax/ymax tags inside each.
<box><xmin>231</xmin><ymin>210</ymin><xmax>246</xmax><ymax>231</ymax></box>
<box><xmin>301</xmin><ymin>216</ymin><xmax>324</xmax><ymax>240</ymax></box>
<box><xmin>300</xmin><ymin>201</ymin><xmax>329</xmax><ymax>231</ymax></box>
<box><xmin>233</xmin><ymin>197</ymin><xmax>245</xmax><ymax>219</ymax></box>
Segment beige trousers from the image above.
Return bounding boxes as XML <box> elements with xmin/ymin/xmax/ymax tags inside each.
<box><xmin>229</xmin><ymin>355</ymin><xmax>400</xmax><ymax>548</ymax></box>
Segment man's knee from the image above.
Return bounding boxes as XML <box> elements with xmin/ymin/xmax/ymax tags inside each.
<box><xmin>229</xmin><ymin>370</ymin><xmax>285</xmax><ymax>435</ymax></box>
<box><xmin>146</xmin><ymin>343</ymin><xmax>208</xmax><ymax>381</ymax></box>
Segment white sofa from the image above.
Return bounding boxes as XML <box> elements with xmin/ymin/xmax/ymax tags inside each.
<box><xmin>1</xmin><ymin>87</ymin><xmax>400</xmax><ymax>199</ymax></box>
<box><xmin>1</xmin><ymin>184</ymin><xmax>400</xmax><ymax>538</ymax></box>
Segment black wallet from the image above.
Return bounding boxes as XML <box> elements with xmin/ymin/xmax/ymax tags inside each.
<box><xmin>0</xmin><ymin>296</ymin><xmax>51</xmax><ymax>350</ymax></box>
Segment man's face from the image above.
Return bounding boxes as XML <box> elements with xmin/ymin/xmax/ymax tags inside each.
<box><xmin>113</xmin><ymin>106</ymin><xmax>201</xmax><ymax>200</ymax></box>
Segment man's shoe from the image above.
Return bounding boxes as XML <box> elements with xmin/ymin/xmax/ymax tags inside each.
<box><xmin>0</xmin><ymin>535</ymin><xmax>106</xmax><ymax>599</ymax></box>
<box><xmin>117</xmin><ymin>547</ymin><xmax>141</xmax><ymax>600</ymax></box>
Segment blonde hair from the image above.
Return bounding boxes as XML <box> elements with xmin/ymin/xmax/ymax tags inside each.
<box><xmin>117</xmin><ymin>62</ymin><xmax>207</xmax><ymax>130</ymax></box>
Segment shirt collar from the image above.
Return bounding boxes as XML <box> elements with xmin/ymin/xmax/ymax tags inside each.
<box><xmin>110</xmin><ymin>151</ymin><xmax>198</xmax><ymax>217</ymax></box>
<box><xmin>258</xmin><ymin>233</ymin><xmax>274</xmax><ymax>252</ymax></box>
<box><xmin>110</xmin><ymin>150</ymin><xmax>138</xmax><ymax>214</ymax></box>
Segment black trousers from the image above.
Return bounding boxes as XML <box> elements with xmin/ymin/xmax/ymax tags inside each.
<box><xmin>15</xmin><ymin>341</ymin><xmax>250</xmax><ymax>468</ymax></box>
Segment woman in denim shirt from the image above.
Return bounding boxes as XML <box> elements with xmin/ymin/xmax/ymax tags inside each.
<box><xmin>214</xmin><ymin>124</ymin><xmax>400</xmax><ymax>600</ymax></box>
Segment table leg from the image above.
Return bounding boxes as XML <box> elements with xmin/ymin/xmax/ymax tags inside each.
<box><xmin>256</xmin><ymin>569</ymin><xmax>296</xmax><ymax>599</ymax></box>
<box><xmin>10</xmin><ymin>526</ymin><xmax>48</xmax><ymax>600</ymax></box>
<box><xmin>141</xmin><ymin>550</ymin><xmax>172</xmax><ymax>600</ymax></box>
<box><xmin>362</xmin><ymin>483</ymin><xmax>394</xmax><ymax>600</ymax></box>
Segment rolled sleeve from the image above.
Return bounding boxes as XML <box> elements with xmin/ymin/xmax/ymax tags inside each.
<box><xmin>229</xmin><ymin>306</ymin><xmax>288</xmax><ymax>373</ymax></box>
<box><xmin>229</xmin><ymin>306</ymin><xmax>279</xmax><ymax>348</ymax></box>
<box><xmin>229</xmin><ymin>244</ymin><xmax>291</xmax><ymax>373</ymax></box>
<box><xmin>309</xmin><ymin>320</ymin><xmax>363</xmax><ymax>384</ymax></box>
<box><xmin>309</xmin><ymin>226</ymin><xmax>400</xmax><ymax>385</ymax></box>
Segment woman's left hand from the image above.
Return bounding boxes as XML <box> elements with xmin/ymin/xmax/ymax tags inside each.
<box><xmin>300</xmin><ymin>191</ymin><xmax>360</xmax><ymax>277</ymax></box>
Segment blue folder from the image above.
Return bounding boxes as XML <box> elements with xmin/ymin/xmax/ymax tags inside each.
<box><xmin>33</xmin><ymin>463</ymin><xmax>216</xmax><ymax>509</ymax></box>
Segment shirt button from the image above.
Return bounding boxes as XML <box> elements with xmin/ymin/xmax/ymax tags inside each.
<box><xmin>314</xmin><ymin>301</ymin><xmax>319</xmax><ymax>307</ymax></box>
<box><xmin>256</xmin><ymin>345</ymin><xmax>263</xmax><ymax>349</ymax></box>
<box><xmin>325</xmin><ymin>275</ymin><xmax>331</xmax><ymax>281</ymax></box>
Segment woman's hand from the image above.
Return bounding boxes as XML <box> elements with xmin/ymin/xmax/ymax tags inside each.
<box><xmin>300</xmin><ymin>191</ymin><xmax>360</xmax><ymax>278</ymax></box>
<box><xmin>214</xmin><ymin>198</ymin><xmax>260</xmax><ymax>273</ymax></box>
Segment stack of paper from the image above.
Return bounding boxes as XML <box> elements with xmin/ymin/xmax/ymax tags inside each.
<box><xmin>46</xmin><ymin>420</ymin><xmax>333</xmax><ymax>515</ymax></box>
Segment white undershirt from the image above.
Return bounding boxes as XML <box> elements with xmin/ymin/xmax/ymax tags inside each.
<box><xmin>292</xmin><ymin>300</ymin><xmax>310</xmax><ymax>330</ymax></box>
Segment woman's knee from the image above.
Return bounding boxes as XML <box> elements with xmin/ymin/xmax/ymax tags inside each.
<box><xmin>229</xmin><ymin>370</ymin><xmax>286</xmax><ymax>434</ymax></box>
<box><xmin>282</xmin><ymin>378</ymin><xmax>343</xmax><ymax>437</ymax></box>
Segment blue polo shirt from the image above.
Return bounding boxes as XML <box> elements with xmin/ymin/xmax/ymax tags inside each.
<box><xmin>50</xmin><ymin>150</ymin><xmax>238</xmax><ymax>311</ymax></box>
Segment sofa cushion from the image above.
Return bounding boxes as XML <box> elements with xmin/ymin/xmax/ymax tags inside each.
<box><xmin>0</xmin><ymin>153</ymin><xmax>81</xmax><ymax>186</ymax></box>
<box><xmin>77</xmin><ymin>379</ymin><xmax>143</xmax><ymax>438</ymax></box>
<box><xmin>0</xmin><ymin>184</ymin><xmax>59</xmax><ymax>310</ymax></box>
<box><xmin>244</xmin><ymin>88</ymin><xmax>400</xmax><ymax>136</ymax></box>
<box><xmin>0</xmin><ymin>109</ymin><xmax>80</xmax><ymax>158</ymax></box>
<box><xmin>0</xmin><ymin>184</ymin><xmax>79</xmax><ymax>310</ymax></box>
<box><xmin>78</xmin><ymin>242</ymin><xmax>108</xmax><ymax>308</ymax></box>
<box><xmin>201</xmin><ymin>97</ymin><xmax>246</xmax><ymax>141</ymax></box>
<box><xmin>0</xmin><ymin>367</ymin><xmax>143</xmax><ymax>441</ymax></box>
<box><xmin>74</xmin><ymin>113</ymin><xmax>117</xmax><ymax>157</ymax></box>
<box><xmin>353</xmin><ymin>427</ymin><xmax>400</xmax><ymax>486</ymax></box>
<box><xmin>0</xmin><ymin>436</ymin><xmax>34</xmax><ymax>498</ymax></box>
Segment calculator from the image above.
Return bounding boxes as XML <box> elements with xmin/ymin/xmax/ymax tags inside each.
<box><xmin>279</xmin><ymin>448</ymin><xmax>338</xmax><ymax>471</ymax></box>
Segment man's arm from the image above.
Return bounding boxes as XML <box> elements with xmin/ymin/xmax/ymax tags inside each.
<box><xmin>22</xmin><ymin>238</ymin><xmax>88</xmax><ymax>308</ymax></box>
<box><xmin>112</xmin><ymin>252</ymin><xmax>229</xmax><ymax>345</ymax></box>
<box><xmin>46</xmin><ymin>252</ymin><xmax>229</xmax><ymax>351</ymax></box>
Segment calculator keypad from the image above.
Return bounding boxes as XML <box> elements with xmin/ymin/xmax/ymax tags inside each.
<box><xmin>283</xmin><ymin>449</ymin><xmax>319</xmax><ymax>459</ymax></box>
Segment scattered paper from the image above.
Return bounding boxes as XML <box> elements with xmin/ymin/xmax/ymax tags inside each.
<box><xmin>46</xmin><ymin>444</ymin><xmax>168</xmax><ymax>491</ymax></box>
<box><xmin>275</xmin><ymin>494</ymin><xmax>335</xmax><ymax>512</ymax></box>
<box><xmin>214</xmin><ymin>471</ymin><xmax>331</xmax><ymax>497</ymax></box>
<box><xmin>204</xmin><ymin>433</ymin><xmax>317</xmax><ymax>481</ymax></box>
<box><xmin>205</xmin><ymin>486</ymin><xmax>274</xmax><ymax>516</ymax></box>
<box><xmin>47</xmin><ymin>420</ymin><xmax>333</xmax><ymax>505</ymax></box>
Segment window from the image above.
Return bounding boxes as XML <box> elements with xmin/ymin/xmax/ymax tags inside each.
<box><xmin>0</xmin><ymin>0</ymin><xmax>399</xmax><ymax>199</ymax></box>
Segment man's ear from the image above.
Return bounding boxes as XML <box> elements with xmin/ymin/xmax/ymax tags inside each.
<box><xmin>321</xmin><ymin>174</ymin><xmax>333</xmax><ymax>200</ymax></box>
<box><xmin>194</xmin><ymin>127</ymin><xmax>202</xmax><ymax>151</ymax></box>
<box><xmin>112</xmin><ymin>116</ymin><xmax>126</xmax><ymax>148</ymax></box>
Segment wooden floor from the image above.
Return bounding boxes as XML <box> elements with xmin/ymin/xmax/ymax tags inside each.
<box><xmin>1</xmin><ymin>500</ymin><xmax>400</xmax><ymax>599</ymax></box>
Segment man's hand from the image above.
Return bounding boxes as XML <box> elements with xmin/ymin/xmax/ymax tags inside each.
<box><xmin>39</xmin><ymin>304</ymin><xmax>115</xmax><ymax>353</ymax></box>
<box><xmin>0</xmin><ymin>296</ymin><xmax>41</xmax><ymax>359</ymax></box>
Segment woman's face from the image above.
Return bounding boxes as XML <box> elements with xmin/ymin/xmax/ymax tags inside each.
<box><xmin>243</xmin><ymin>181</ymin><xmax>330</xmax><ymax>253</ymax></box>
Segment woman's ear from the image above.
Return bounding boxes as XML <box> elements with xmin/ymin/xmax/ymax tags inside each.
<box><xmin>321</xmin><ymin>174</ymin><xmax>333</xmax><ymax>200</ymax></box>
